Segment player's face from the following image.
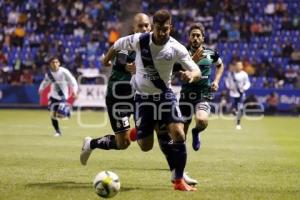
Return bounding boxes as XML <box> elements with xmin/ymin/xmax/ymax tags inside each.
<box><xmin>50</xmin><ymin>59</ymin><xmax>60</xmax><ymax>71</ymax></box>
<box><xmin>153</xmin><ymin>20</ymin><xmax>171</xmax><ymax>45</ymax></box>
<box><xmin>189</xmin><ymin>29</ymin><xmax>204</xmax><ymax>49</ymax></box>
<box><xmin>235</xmin><ymin>62</ymin><xmax>243</xmax><ymax>72</ymax></box>
<box><xmin>133</xmin><ymin>20</ymin><xmax>151</xmax><ymax>33</ymax></box>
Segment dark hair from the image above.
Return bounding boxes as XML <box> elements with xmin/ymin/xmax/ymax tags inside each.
<box><xmin>188</xmin><ymin>23</ymin><xmax>205</xmax><ymax>37</ymax></box>
<box><xmin>48</xmin><ymin>56</ymin><xmax>60</xmax><ymax>64</ymax></box>
<box><xmin>153</xmin><ymin>9</ymin><xmax>172</xmax><ymax>25</ymax></box>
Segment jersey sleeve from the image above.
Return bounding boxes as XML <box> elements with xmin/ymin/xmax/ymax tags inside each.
<box><xmin>38</xmin><ymin>74</ymin><xmax>51</xmax><ymax>93</ymax></box>
<box><xmin>176</xmin><ymin>46</ymin><xmax>199</xmax><ymax>71</ymax></box>
<box><xmin>243</xmin><ymin>72</ymin><xmax>251</xmax><ymax>91</ymax></box>
<box><xmin>212</xmin><ymin>50</ymin><xmax>223</xmax><ymax>65</ymax></box>
<box><xmin>113</xmin><ymin>33</ymin><xmax>140</xmax><ymax>51</ymax></box>
<box><xmin>64</xmin><ymin>69</ymin><xmax>78</xmax><ymax>94</ymax></box>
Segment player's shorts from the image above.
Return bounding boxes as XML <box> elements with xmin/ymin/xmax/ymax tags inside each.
<box><xmin>106</xmin><ymin>96</ymin><xmax>134</xmax><ymax>134</ymax></box>
<box><xmin>179</xmin><ymin>98</ymin><xmax>211</xmax><ymax>124</ymax></box>
<box><xmin>48</xmin><ymin>97</ymin><xmax>64</xmax><ymax>113</ymax></box>
<box><xmin>231</xmin><ymin>94</ymin><xmax>246</xmax><ymax>110</ymax></box>
<box><xmin>134</xmin><ymin>89</ymin><xmax>184</xmax><ymax>139</ymax></box>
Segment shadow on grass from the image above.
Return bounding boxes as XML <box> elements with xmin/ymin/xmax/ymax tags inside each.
<box><xmin>112</xmin><ymin>166</ymin><xmax>168</xmax><ymax>171</ymax></box>
<box><xmin>26</xmin><ymin>182</ymin><xmax>170</xmax><ymax>192</ymax></box>
<box><xmin>121</xmin><ymin>186</ymin><xmax>170</xmax><ymax>192</ymax></box>
<box><xmin>26</xmin><ymin>181</ymin><xmax>91</xmax><ymax>189</ymax></box>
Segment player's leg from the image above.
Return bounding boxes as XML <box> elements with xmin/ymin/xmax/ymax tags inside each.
<box><xmin>167</xmin><ymin>122</ymin><xmax>196</xmax><ymax>191</ymax></box>
<box><xmin>192</xmin><ymin>102</ymin><xmax>210</xmax><ymax>151</ymax></box>
<box><xmin>80</xmin><ymin>103</ymin><xmax>132</xmax><ymax>165</ymax></box>
<box><xmin>135</xmin><ymin>102</ymin><xmax>155</xmax><ymax>151</ymax></box>
<box><xmin>155</xmin><ymin>124</ymin><xmax>198</xmax><ymax>185</ymax></box>
<box><xmin>236</xmin><ymin>97</ymin><xmax>244</xmax><ymax>130</ymax></box>
<box><xmin>160</xmin><ymin>92</ymin><xmax>196</xmax><ymax>191</ymax></box>
<box><xmin>49</xmin><ymin>98</ymin><xmax>61</xmax><ymax>136</ymax></box>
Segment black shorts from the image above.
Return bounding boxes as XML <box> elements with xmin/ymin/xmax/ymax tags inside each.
<box><xmin>48</xmin><ymin>97</ymin><xmax>64</xmax><ymax>113</ymax></box>
<box><xmin>106</xmin><ymin>96</ymin><xmax>134</xmax><ymax>134</ymax></box>
<box><xmin>134</xmin><ymin>90</ymin><xmax>184</xmax><ymax>140</ymax></box>
<box><xmin>231</xmin><ymin>93</ymin><xmax>246</xmax><ymax>110</ymax></box>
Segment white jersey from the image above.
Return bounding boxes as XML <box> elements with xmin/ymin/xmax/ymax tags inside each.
<box><xmin>113</xmin><ymin>32</ymin><xmax>199</xmax><ymax>95</ymax></box>
<box><xmin>39</xmin><ymin>67</ymin><xmax>78</xmax><ymax>100</ymax></box>
<box><xmin>225</xmin><ymin>70</ymin><xmax>250</xmax><ymax>98</ymax></box>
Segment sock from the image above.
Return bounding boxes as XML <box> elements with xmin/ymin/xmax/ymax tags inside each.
<box><xmin>157</xmin><ymin>134</ymin><xmax>174</xmax><ymax>171</ymax></box>
<box><xmin>51</xmin><ymin>118</ymin><xmax>60</xmax><ymax>133</ymax></box>
<box><xmin>170</xmin><ymin>141</ymin><xmax>187</xmax><ymax>180</ymax></box>
<box><xmin>192</xmin><ymin>127</ymin><xmax>201</xmax><ymax>134</ymax></box>
<box><xmin>90</xmin><ymin>135</ymin><xmax>118</xmax><ymax>150</ymax></box>
<box><xmin>237</xmin><ymin>108</ymin><xmax>243</xmax><ymax>125</ymax></box>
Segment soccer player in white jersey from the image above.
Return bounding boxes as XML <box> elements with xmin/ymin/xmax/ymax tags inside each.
<box><xmin>39</xmin><ymin>56</ymin><xmax>78</xmax><ymax>136</ymax></box>
<box><xmin>225</xmin><ymin>61</ymin><xmax>251</xmax><ymax>130</ymax></box>
<box><xmin>102</xmin><ymin>10</ymin><xmax>200</xmax><ymax>191</ymax></box>
<box><xmin>80</xmin><ymin>13</ymin><xmax>198</xmax><ymax>187</ymax></box>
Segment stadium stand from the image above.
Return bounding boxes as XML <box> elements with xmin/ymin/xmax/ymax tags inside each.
<box><xmin>0</xmin><ymin>0</ymin><xmax>299</xmax><ymax>88</ymax></box>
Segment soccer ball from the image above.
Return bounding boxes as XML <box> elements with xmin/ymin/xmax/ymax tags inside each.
<box><xmin>93</xmin><ymin>171</ymin><xmax>121</xmax><ymax>198</ymax></box>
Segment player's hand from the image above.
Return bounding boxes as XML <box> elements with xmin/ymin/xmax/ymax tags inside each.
<box><xmin>125</xmin><ymin>63</ymin><xmax>136</xmax><ymax>75</ymax></box>
<box><xmin>179</xmin><ymin>70</ymin><xmax>194</xmax><ymax>83</ymax></box>
<box><xmin>211</xmin><ymin>81</ymin><xmax>219</xmax><ymax>92</ymax></box>
<box><xmin>192</xmin><ymin>48</ymin><xmax>204</xmax><ymax>63</ymax></box>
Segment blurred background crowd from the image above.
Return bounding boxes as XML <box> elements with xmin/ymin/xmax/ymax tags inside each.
<box><xmin>0</xmin><ymin>0</ymin><xmax>299</xmax><ymax>90</ymax></box>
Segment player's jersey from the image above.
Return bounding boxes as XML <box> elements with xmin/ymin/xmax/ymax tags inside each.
<box><xmin>39</xmin><ymin>67</ymin><xmax>78</xmax><ymax>100</ymax></box>
<box><xmin>113</xmin><ymin>32</ymin><xmax>199</xmax><ymax>95</ymax></box>
<box><xmin>181</xmin><ymin>46</ymin><xmax>222</xmax><ymax>101</ymax></box>
<box><xmin>106</xmin><ymin>50</ymin><xmax>136</xmax><ymax>99</ymax></box>
<box><xmin>225</xmin><ymin>70</ymin><xmax>251</xmax><ymax>98</ymax></box>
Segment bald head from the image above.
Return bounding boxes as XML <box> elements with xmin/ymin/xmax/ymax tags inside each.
<box><xmin>133</xmin><ymin>13</ymin><xmax>151</xmax><ymax>33</ymax></box>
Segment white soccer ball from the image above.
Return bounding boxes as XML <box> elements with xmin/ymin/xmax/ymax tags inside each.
<box><xmin>93</xmin><ymin>171</ymin><xmax>121</xmax><ymax>198</ymax></box>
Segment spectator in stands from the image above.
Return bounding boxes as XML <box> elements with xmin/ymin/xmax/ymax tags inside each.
<box><xmin>218</xmin><ymin>26</ymin><xmax>228</xmax><ymax>42</ymax></box>
<box><xmin>281</xmin><ymin>42</ymin><xmax>294</xmax><ymax>58</ymax></box>
<box><xmin>243</xmin><ymin>58</ymin><xmax>256</xmax><ymax>76</ymax></box>
<box><xmin>265</xmin><ymin>92</ymin><xmax>279</xmax><ymax>115</ymax></box>
<box><xmin>282</xmin><ymin>13</ymin><xmax>292</xmax><ymax>30</ymax></box>
<box><xmin>291</xmin><ymin>15</ymin><xmax>300</xmax><ymax>30</ymax></box>
<box><xmin>291</xmin><ymin>50</ymin><xmax>300</xmax><ymax>64</ymax></box>
<box><xmin>240</xmin><ymin>22</ymin><xmax>251</xmax><ymax>42</ymax></box>
<box><xmin>108</xmin><ymin>27</ymin><xmax>120</xmax><ymax>46</ymax></box>
<box><xmin>265</xmin><ymin>0</ymin><xmax>275</xmax><ymax>16</ymax></box>
<box><xmin>275</xmin><ymin>0</ymin><xmax>288</xmax><ymax>16</ymax></box>
<box><xmin>20</xmin><ymin>69</ymin><xmax>33</xmax><ymax>85</ymax></box>
<box><xmin>261</xmin><ymin>21</ymin><xmax>273</xmax><ymax>36</ymax></box>
<box><xmin>284</xmin><ymin>65</ymin><xmax>298</xmax><ymax>86</ymax></box>
<box><xmin>250</xmin><ymin>21</ymin><xmax>263</xmax><ymax>36</ymax></box>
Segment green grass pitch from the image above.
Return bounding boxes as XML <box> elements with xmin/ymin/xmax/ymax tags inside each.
<box><xmin>0</xmin><ymin>110</ymin><xmax>300</xmax><ymax>200</ymax></box>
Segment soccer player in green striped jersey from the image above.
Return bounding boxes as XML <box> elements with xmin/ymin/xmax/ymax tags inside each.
<box><xmin>180</xmin><ymin>23</ymin><xmax>224</xmax><ymax>151</ymax></box>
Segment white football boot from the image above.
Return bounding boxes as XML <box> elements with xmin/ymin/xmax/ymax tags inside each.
<box><xmin>80</xmin><ymin>136</ymin><xmax>93</xmax><ymax>165</ymax></box>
